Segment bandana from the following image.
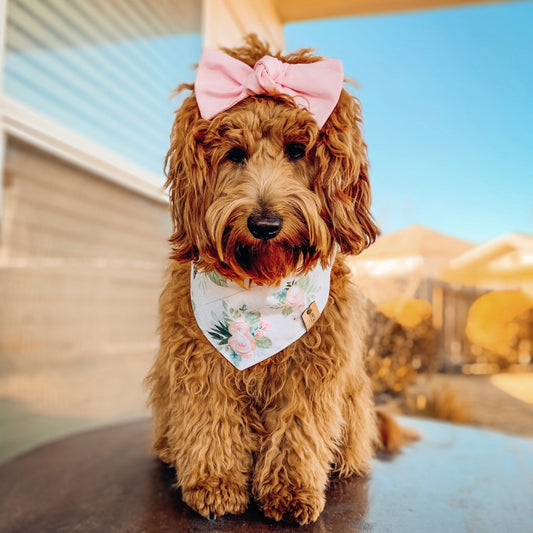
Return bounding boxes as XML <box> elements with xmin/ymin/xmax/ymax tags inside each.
<box><xmin>190</xmin><ymin>262</ymin><xmax>333</xmax><ymax>370</ymax></box>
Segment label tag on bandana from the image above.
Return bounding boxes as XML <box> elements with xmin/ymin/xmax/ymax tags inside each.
<box><xmin>190</xmin><ymin>262</ymin><xmax>333</xmax><ymax>371</ymax></box>
<box><xmin>302</xmin><ymin>301</ymin><xmax>321</xmax><ymax>331</ymax></box>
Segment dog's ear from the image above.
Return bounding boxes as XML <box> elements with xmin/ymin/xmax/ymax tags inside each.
<box><xmin>314</xmin><ymin>90</ymin><xmax>379</xmax><ymax>255</ymax></box>
<box><xmin>164</xmin><ymin>90</ymin><xmax>208</xmax><ymax>262</ymax></box>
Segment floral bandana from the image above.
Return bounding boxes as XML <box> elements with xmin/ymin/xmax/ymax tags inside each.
<box><xmin>190</xmin><ymin>262</ymin><xmax>333</xmax><ymax>370</ymax></box>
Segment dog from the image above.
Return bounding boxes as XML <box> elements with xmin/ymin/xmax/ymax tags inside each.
<box><xmin>147</xmin><ymin>35</ymin><xmax>393</xmax><ymax>525</ymax></box>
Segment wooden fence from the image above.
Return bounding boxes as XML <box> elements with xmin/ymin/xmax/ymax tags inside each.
<box><xmin>431</xmin><ymin>280</ymin><xmax>489</xmax><ymax>367</ymax></box>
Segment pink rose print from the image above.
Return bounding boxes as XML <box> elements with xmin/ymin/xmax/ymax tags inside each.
<box><xmin>258</xmin><ymin>320</ymin><xmax>272</xmax><ymax>332</ymax></box>
<box><xmin>210</xmin><ymin>310</ymin><xmax>273</xmax><ymax>365</ymax></box>
<box><xmin>254</xmin><ymin>319</ymin><xmax>272</xmax><ymax>339</ymax></box>
<box><xmin>228</xmin><ymin>333</ymin><xmax>256</xmax><ymax>359</ymax></box>
<box><xmin>285</xmin><ymin>285</ymin><xmax>306</xmax><ymax>313</ymax></box>
<box><xmin>228</xmin><ymin>318</ymin><xmax>250</xmax><ymax>336</ymax></box>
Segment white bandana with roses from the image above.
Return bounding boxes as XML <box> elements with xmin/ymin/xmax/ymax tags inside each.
<box><xmin>190</xmin><ymin>262</ymin><xmax>333</xmax><ymax>371</ymax></box>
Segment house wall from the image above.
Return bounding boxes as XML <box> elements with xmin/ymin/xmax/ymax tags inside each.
<box><xmin>202</xmin><ymin>0</ymin><xmax>284</xmax><ymax>50</ymax></box>
<box><xmin>0</xmin><ymin>0</ymin><xmax>200</xmax><ymax>461</ymax></box>
<box><xmin>1</xmin><ymin>138</ymin><xmax>170</xmax><ymax>364</ymax></box>
<box><xmin>3</xmin><ymin>0</ymin><xmax>202</xmax><ymax>177</ymax></box>
<box><xmin>0</xmin><ymin>137</ymin><xmax>170</xmax><ymax>461</ymax></box>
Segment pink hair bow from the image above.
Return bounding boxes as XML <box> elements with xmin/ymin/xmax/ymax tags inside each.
<box><xmin>194</xmin><ymin>49</ymin><xmax>344</xmax><ymax>129</ymax></box>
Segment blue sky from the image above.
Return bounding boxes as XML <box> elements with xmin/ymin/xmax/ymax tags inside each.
<box><xmin>286</xmin><ymin>1</ymin><xmax>532</xmax><ymax>244</ymax></box>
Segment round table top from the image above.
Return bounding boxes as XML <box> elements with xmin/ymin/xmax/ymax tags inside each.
<box><xmin>1</xmin><ymin>417</ymin><xmax>532</xmax><ymax>532</ymax></box>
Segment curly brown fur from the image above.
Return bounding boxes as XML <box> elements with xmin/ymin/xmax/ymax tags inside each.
<box><xmin>146</xmin><ymin>35</ymin><xmax>383</xmax><ymax>525</ymax></box>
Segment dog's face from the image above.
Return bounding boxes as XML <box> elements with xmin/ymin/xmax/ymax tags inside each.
<box><xmin>165</xmin><ymin>45</ymin><xmax>378</xmax><ymax>285</ymax></box>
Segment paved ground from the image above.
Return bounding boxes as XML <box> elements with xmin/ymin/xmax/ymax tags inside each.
<box><xmin>0</xmin><ymin>350</ymin><xmax>152</xmax><ymax>464</ymax></box>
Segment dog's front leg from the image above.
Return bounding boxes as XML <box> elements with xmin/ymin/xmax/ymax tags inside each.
<box><xmin>252</xmin><ymin>382</ymin><xmax>343</xmax><ymax>525</ymax></box>
<box><xmin>156</xmin><ymin>350</ymin><xmax>257</xmax><ymax>518</ymax></box>
<box><xmin>164</xmin><ymin>375</ymin><xmax>256</xmax><ymax>519</ymax></box>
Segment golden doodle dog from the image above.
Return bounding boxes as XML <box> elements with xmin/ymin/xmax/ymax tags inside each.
<box><xmin>146</xmin><ymin>35</ymin><xmax>401</xmax><ymax>525</ymax></box>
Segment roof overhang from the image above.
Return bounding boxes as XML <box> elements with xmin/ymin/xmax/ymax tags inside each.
<box><xmin>273</xmin><ymin>0</ymin><xmax>511</xmax><ymax>23</ymax></box>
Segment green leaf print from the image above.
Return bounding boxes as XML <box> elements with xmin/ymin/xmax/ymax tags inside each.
<box><xmin>282</xmin><ymin>306</ymin><xmax>293</xmax><ymax>317</ymax></box>
<box><xmin>229</xmin><ymin>351</ymin><xmax>242</xmax><ymax>366</ymax></box>
<box><xmin>208</xmin><ymin>271</ymin><xmax>228</xmax><ymax>287</ymax></box>
<box><xmin>295</xmin><ymin>277</ymin><xmax>310</xmax><ymax>291</ymax></box>
<box><xmin>245</xmin><ymin>311</ymin><xmax>260</xmax><ymax>329</ymax></box>
<box><xmin>255</xmin><ymin>337</ymin><xmax>273</xmax><ymax>349</ymax></box>
<box><xmin>273</xmin><ymin>288</ymin><xmax>288</xmax><ymax>303</ymax></box>
<box><xmin>208</xmin><ymin>321</ymin><xmax>230</xmax><ymax>344</ymax></box>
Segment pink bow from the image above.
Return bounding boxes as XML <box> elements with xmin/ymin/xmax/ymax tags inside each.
<box><xmin>194</xmin><ymin>49</ymin><xmax>344</xmax><ymax>129</ymax></box>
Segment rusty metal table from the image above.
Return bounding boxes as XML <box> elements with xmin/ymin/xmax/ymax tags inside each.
<box><xmin>1</xmin><ymin>417</ymin><xmax>532</xmax><ymax>532</ymax></box>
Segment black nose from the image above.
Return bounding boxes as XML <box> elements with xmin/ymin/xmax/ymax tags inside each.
<box><xmin>247</xmin><ymin>212</ymin><xmax>283</xmax><ymax>240</ymax></box>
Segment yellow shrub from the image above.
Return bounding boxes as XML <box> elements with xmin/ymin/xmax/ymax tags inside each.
<box><xmin>367</xmin><ymin>299</ymin><xmax>436</xmax><ymax>395</ymax></box>
<box><xmin>466</xmin><ymin>290</ymin><xmax>533</xmax><ymax>365</ymax></box>
<box><xmin>378</xmin><ymin>298</ymin><xmax>433</xmax><ymax>329</ymax></box>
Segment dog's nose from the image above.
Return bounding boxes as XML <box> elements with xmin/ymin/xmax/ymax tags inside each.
<box><xmin>247</xmin><ymin>212</ymin><xmax>283</xmax><ymax>240</ymax></box>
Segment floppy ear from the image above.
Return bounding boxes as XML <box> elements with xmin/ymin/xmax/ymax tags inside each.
<box><xmin>314</xmin><ymin>89</ymin><xmax>379</xmax><ymax>255</ymax></box>
<box><xmin>164</xmin><ymin>89</ymin><xmax>209</xmax><ymax>262</ymax></box>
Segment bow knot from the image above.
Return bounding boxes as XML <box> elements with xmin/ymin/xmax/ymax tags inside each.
<box><xmin>245</xmin><ymin>56</ymin><xmax>288</xmax><ymax>94</ymax></box>
<box><xmin>194</xmin><ymin>49</ymin><xmax>344</xmax><ymax>129</ymax></box>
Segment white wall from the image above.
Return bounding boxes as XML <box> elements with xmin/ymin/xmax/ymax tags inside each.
<box><xmin>202</xmin><ymin>0</ymin><xmax>284</xmax><ymax>51</ymax></box>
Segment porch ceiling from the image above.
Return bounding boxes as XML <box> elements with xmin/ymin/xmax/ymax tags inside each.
<box><xmin>272</xmin><ymin>0</ymin><xmax>509</xmax><ymax>22</ymax></box>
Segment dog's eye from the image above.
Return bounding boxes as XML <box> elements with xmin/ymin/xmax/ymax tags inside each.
<box><xmin>285</xmin><ymin>142</ymin><xmax>306</xmax><ymax>161</ymax></box>
<box><xmin>225</xmin><ymin>147</ymin><xmax>248</xmax><ymax>163</ymax></box>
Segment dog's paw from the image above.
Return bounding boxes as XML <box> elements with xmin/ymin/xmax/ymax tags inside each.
<box><xmin>182</xmin><ymin>481</ymin><xmax>249</xmax><ymax>519</ymax></box>
<box><xmin>259</xmin><ymin>486</ymin><xmax>325</xmax><ymax>525</ymax></box>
